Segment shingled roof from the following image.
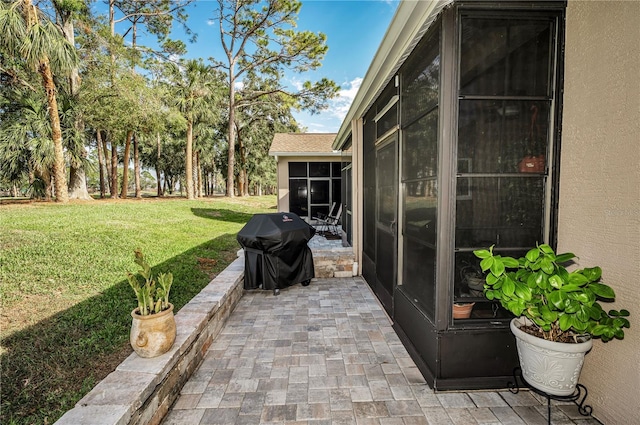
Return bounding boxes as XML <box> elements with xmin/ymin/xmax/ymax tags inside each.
<box><xmin>269</xmin><ymin>133</ymin><xmax>340</xmax><ymax>156</ymax></box>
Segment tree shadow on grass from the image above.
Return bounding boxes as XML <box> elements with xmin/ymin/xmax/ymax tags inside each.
<box><xmin>0</xmin><ymin>234</ymin><xmax>241</xmax><ymax>425</ymax></box>
<box><xmin>191</xmin><ymin>208</ymin><xmax>255</xmax><ymax>224</ymax></box>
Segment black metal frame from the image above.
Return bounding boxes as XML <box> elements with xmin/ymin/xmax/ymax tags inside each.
<box><xmin>509</xmin><ymin>367</ymin><xmax>602</xmax><ymax>425</ymax></box>
<box><xmin>360</xmin><ymin>1</ymin><xmax>567</xmax><ymax>391</ymax></box>
<box><xmin>287</xmin><ymin>161</ymin><xmax>342</xmax><ymax>220</ymax></box>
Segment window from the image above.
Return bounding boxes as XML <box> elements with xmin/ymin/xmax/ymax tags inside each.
<box><xmin>399</xmin><ymin>24</ymin><xmax>441</xmax><ymax>320</ymax></box>
<box><xmin>309</xmin><ymin>162</ymin><xmax>330</xmax><ymax>177</ymax></box>
<box><xmin>460</xmin><ymin>18</ymin><xmax>553</xmax><ymax>97</ymax></box>
<box><xmin>288</xmin><ymin>161</ymin><xmax>341</xmax><ymax>220</ymax></box>
<box><xmin>452</xmin><ymin>13</ymin><xmax>559</xmax><ymax>322</ymax></box>
<box><xmin>402</xmin><ymin>29</ymin><xmax>440</xmax><ymax>125</ymax></box>
<box><xmin>289</xmin><ymin>179</ymin><xmax>308</xmax><ymax>217</ymax></box>
<box><xmin>289</xmin><ymin>162</ymin><xmax>307</xmax><ymax>177</ymax></box>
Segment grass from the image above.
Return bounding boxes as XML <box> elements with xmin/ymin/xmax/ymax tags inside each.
<box><xmin>0</xmin><ymin>196</ymin><xmax>276</xmax><ymax>424</ymax></box>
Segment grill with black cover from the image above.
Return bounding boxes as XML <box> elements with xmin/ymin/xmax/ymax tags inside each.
<box><xmin>236</xmin><ymin>213</ymin><xmax>315</xmax><ymax>295</ymax></box>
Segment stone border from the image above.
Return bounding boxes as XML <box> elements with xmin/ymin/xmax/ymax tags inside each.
<box><xmin>55</xmin><ymin>255</ymin><xmax>246</xmax><ymax>425</ymax></box>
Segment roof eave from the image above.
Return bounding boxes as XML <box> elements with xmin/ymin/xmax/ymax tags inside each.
<box><xmin>268</xmin><ymin>152</ymin><xmax>349</xmax><ymax>158</ymax></box>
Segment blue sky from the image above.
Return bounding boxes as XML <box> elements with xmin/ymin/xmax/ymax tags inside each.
<box><xmin>173</xmin><ymin>0</ymin><xmax>400</xmax><ymax>133</ymax></box>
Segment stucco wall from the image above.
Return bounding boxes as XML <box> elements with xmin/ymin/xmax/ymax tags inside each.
<box><xmin>559</xmin><ymin>1</ymin><xmax>640</xmax><ymax>423</ymax></box>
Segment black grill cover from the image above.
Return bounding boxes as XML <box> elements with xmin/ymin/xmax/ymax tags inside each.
<box><xmin>237</xmin><ymin>213</ymin><xmax>315</xmax><ymax>291</ymax></box>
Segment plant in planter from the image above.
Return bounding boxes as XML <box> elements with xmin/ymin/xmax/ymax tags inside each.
<box><xmin>127</xmin><ymin>249</ymin><xmax>177</xmax><ymax>358</ymax></box>
<box><xmin>474</xmin><ymin>244</ymin><xmax>630</xmax><ymax>396</ymax></box>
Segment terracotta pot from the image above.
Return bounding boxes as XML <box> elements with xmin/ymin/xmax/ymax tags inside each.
<box><xmin>518</xmin><ymin>155</ymin><xmax>545</xmax><ymax>173</ymax></box>
<box><xmin>130</xmin><ymin>303</ymin><xmax>176</xmax><ymax>358</ymax></box>
<box><xmin>510</xmin><ymin>317</ymin><xmax>592</xmax><ymax>396</ymax></box>
<box><xmin>453</xmin><ymin>302</ymin><xmax>475</xmax><ymax>319</ymax></box>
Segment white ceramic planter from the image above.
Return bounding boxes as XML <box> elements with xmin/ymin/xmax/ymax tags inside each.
<box><xmin>510</xmin><ymin>317</ymin><xmax>593</xmax><ymax>396</ymax></box>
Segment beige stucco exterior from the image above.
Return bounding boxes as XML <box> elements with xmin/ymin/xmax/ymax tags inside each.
<box><xmin>558</xmin><ymin>1</ymin><xmax>640</xmax><ymax>422</ymax></box>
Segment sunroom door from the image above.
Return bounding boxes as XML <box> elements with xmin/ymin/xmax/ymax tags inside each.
<box><xmin>375</xmin><ymin>135</ymin><xmax>398</xmax><ymax>314</ymax></box>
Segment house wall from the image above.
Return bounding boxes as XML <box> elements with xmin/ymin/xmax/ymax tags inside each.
<box><xmin>275</xmin><ymin>156</ymin><xmax>343</xmax><ymax>214</ymax></box>
<box><xmin>559</xmin><ymin>1</ymin><xmax>640</xmax><ymax>423</ymax></box>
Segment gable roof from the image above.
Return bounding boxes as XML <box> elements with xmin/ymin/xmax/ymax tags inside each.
<box><xmin>269</xmin><ymin>133</ymin><xmax>343</xmax><ymax>157</ymax></box>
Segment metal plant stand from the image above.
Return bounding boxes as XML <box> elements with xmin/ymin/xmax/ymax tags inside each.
<box><xmin>508</xmin><ymin>367</ymin><xmax>601</xmax><ymax>425</ymax></box>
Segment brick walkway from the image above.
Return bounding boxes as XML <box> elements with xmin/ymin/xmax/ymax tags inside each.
<box><xmin>162</xmin><ymin>278</ymin><xmax>601</xmax><ymax>425</ymax></box>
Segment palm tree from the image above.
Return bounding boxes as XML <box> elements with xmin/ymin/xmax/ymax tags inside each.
<box><xmin>0</xmin><ymin>0</ymin><xmax>78</xmax><ymax>202</ymax></box>
<box><xmin>164</xmin><ymin>59</ymin><xmax>220</xmax><ymax>200</ymax></box>
<box><xmin>0</xmin><ymin>88</ymin><xmax>56</xmax><ymax>200</ymax></box>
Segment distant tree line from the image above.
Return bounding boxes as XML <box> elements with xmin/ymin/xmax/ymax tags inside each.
<box><xmin>0</xmin><ymin>0</ymin><xmax>338</xmax><ymax>201</ymax></box>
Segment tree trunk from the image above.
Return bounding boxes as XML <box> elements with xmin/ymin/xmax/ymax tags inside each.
<box><xmin>39</xmin><ymin>59</ymin><xmax>69</xmax><ymax>203</ymax></box>
<box><xmin>213</xmin><ymin>164</ymin><xmax>218</xmax><ymax>195</ymax></box>
<box><xmin>237</xmin><ymin>134</ymin><xmax>249</xmax><ymax>197</ymax></box>
<box><xmin>196</xmin><ymin>150</ymin><xmax>203</xmax><ymax>198</ymax></box>
<box><xmin>97</xmin><ymin>130</ymin><xmax>107</xmax><ymax>198</ymax></box>
<box><xmin>40</xmin><ymin>169</ymin><xmax>52</xmax><ymax>201</ymax></box>
<box><xmin>110</xmin><ymin>141</ymin><xmax>118</xmax><ymax>199</ymax></box>
<box><xmin>67</xmin><ymin>154</ymin><xmax>92</xmax><ymax>200</ymax></box>
<box><xmin>61</xmin><ymin>8</ymin><xmax>92</xmax><ymax>201</ymax></box>
<box><xmin>156</xmin><ymin>133</ymin><xmax>163</xmax><ymax>197</ymax></box>
<box><xmin>61</xmin><ymin>18</ymin><xmax>80</xmax><ymax>96</ymax></box>
<box><xmin>120</xmin><ymin>130</ymin><xmax>133</xmax><ymax>198</ymax></box>
<box><xmin>238</xmin><ymin>167</ymin><xmax>245</xmax><ymax>196</ymax></box>
<box><xmin>102</xmin><ymin>132</ymin><xmax>111</xmax><ymax>194</ymax></box>
<box><xmin>23</xmin><ymin>0</ymin><xmax>67</xmax><ymax>202</ymax></box>
<box><xmin>68</xmin><ymin>166</ymin><xmax>92</xmax><ymax>200</ymax></box>
<box><xmin>237</xmin><ymin>133</ymin><xmax>245</xmax><ymax>197</ymax></box>
<box><xmin>134</xmin><ymin>133</ymin><xmax>141</xmax><ymax>198</ymax></box>
<box><xmin>185</xmin><ymin>120</ymin><xmax>194</xmax><ymax>199</ymax></box>
<box><xmin>226</xmin><ymin>76</ymin><xmax>236</xmax><ymax>197</ymax></box>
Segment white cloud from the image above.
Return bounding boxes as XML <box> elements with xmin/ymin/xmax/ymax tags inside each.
<box><xmin>290</xmin><ymin>78</ymin><xmax>304</xmax><ymax>91</ymax></box>
<box><xmin>207</xmin><ymin>19</ymin><xmax>216</xmax><ymax>26</ymax></box>
<box><xmin>306</xmin><ymin>123</ymin><xmax>327</xmax><ymax>133</ymax></box>
<box><xmin>329</xmin><ymin>77</ymin><xmax>363</xmax><ymax>122</ymax></box>
<box><xmin>290</xmin><ymin>76</ymin><xmax>363</xmax><ymax>133</ymax></box>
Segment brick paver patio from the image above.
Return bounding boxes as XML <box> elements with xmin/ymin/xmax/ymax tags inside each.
<box><xmin>162</xmin><ymin>277</ymin><xmax>601</xmax><ymax>425</ymax></box>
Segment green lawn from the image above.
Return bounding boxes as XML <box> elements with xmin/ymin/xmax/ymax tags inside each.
<box><xmin>0</xmin><ymin>196</ymin><xmax>276</xmax><ymax>424</ymax></box>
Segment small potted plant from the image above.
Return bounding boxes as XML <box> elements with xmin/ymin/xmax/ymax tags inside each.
<box><xmin>453</xmin><ymin>302</ymin><xmax>475</xmax><ymax>319</ymax></box>
<box><xmin>127</xmin><ymin>249</ymin><xmax>176</xmax><ymax>358</ymax></box>
<box><xmin>474</xmin><ymin>244</ymin><xmax>630</xmax><ymax>396</ymax></box>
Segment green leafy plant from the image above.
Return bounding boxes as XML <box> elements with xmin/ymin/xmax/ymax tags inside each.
<box><xmin>127</xmin><ymin>249</ymin><xmax>173</xmax><ymax>316</ymax></box>
<box><xmin>473</xmin><ymin>244</ymin><xmax>630</xmax><ymax>342</ymax></box>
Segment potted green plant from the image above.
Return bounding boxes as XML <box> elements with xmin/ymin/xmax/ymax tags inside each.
<box><xmin>127</xmin><ymin>249</ymin><xmax>176</xmax><ymax>358</ymax></box>
<box><xmin>474</xmin><ymin>244</ymin><xmax>630</xmax><ymax>396</ymax></box>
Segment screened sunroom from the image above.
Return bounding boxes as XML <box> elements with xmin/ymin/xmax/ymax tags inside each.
<box><xmin>336</xmin><ymin>0</ymin><xmax>566</xmax><ymax>390</ymax></box>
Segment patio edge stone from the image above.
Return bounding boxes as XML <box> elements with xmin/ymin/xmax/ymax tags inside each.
<box><xmin>54</xmin><ymin>254</ymin><xmax>246</xmax><ymax>425</ymax></box>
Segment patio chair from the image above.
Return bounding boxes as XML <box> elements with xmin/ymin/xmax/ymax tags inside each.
<box><xmin>313</xmin><ymin>202</ymin><xmax>336</xmax><ymax>222</ymax></box>
<box><xmin>321</xmin><ymin>204</ymin><xmax>342</xmax><ymax>237</ymax></box>
<box><xmin>313</xmin><ymin>202</ymin><xmax>336</xmax><ymax>234</ymax></box>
